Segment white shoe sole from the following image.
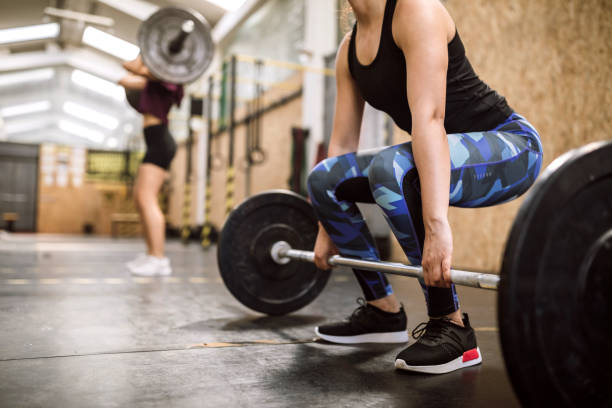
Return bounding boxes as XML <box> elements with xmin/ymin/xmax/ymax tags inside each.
<box><xmin>315</xmin><ymin>327</ymin><xmax>409</xmax><ymax>344</ymax></box>
<box><xmin>127</xmin><ymin>265</ymin><xmax>172</xmax><ymax>277</ymax></box>
<box><xmin>395</xmin><ymin>347</ymin><xmax>482</xmax><ymax>374</ymax></box>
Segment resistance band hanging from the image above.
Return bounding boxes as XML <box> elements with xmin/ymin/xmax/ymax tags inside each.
<box><xmin>202</xmin><ymin>76</ymin><xmax>216</xmax><ymax>249</ymax></box>
<box><xmin>248</xmin><ymin>59</ymin><xmax>266</xmax><ymax>165</ymax></box>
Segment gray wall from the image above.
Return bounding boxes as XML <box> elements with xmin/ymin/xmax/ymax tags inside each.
<box><xmin>0</xmin><ymin>142</ymin><xmax>39</xmax><ymax>231</ymax></box>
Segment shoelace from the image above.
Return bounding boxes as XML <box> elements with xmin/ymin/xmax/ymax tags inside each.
<box><xmin>348</xmin><ymin>297</ymin><xmax>368</xmax><ymax>322</ymax></box>
<box><xmin>411</xmin><ymin>318</ymin><xmax>452</xmax><ymax>342</ymax></box>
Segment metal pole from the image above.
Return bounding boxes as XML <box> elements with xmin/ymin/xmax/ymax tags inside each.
<box><xmin>271</xmin><ymin>241</ymin><xmax>499</xmax><ymax>291</ymax></box>
<box><xmin>225</xmin><ymin>55</ymin><xmax>237</xmax><ymax>216</ymax></box>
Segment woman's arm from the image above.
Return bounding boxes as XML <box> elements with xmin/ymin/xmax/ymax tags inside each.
<box><xmin>328</xmin><ymin>33</ymin><xmax>366</xmax><ymax>157</ymax></box>
<box><xmin>122</xmin><ymin>55</ymin><xmax>145</xmax><ymax>75</ymax></box>
<box><xmin>118</xmin><ymin>73</ymin><xmax>147</xmax><ymax>90</ymax></box>
<box><xmin>122</xmin><ymin>55</ymin><xmax>157</xmax><ymax>80</ymax></box>
<box><xmin>313</xmin><ymin>33</ymin><xmax>366</xmax><ymax>271</ymax></box>
<box><xmin>394</xmin><ymin>0</ymin><xmax>453</xmax><ymax>287</ymax></box>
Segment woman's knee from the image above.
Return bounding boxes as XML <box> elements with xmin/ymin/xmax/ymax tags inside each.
<box><xmin>307</xmin><ymin>157</ymin><xmax>342</xmax><ymax>202</ymax></box>
<box><xmin>368</xmin><ymin>146</ymin><xmax>415</xmax><ymax>194</ymax></box>
<box><xmin>133</xmin><ymin>187</ymin><xmax>154</xmax><ymax>210</ymax></box>
<box><xmin>133</xmin><ymin>188</ymin><xmax>145</xmax><ymax>209</ymax></box>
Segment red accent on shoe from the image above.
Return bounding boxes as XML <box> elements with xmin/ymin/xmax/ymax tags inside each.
<box><xmin>462</xmin><ymin>348</ymin><xmax>479</xmax><ymax>362</ymax></box>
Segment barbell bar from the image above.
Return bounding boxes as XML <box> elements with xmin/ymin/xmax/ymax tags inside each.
<box><xmin>269</xmin><ymin>241</ymin><xmax>500</xmax><ymax>290</ymax></box>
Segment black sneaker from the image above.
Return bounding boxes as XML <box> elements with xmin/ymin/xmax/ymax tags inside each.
<box><xmin>394</xmin><ymin>313</ymin><xmax>482</xmax><ymax>374</ymax></box>
<box><xmin>315</xmin><ymin>298</ymin><xmax>408</xmax><ymax>344</ymax></box>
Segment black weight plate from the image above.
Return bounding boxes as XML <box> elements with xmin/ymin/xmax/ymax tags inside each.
<box><xmin>218</xmin><ymin>190</ymin><xmax>330</xmax><ymax>315</ymax></box>
<box><xmin>139</xmin><ymin>7</ymin><xmax>214</xmax><ymax>84</ymax></box>
<box><xmin>499</xmin><ymin>141</ymin><xmax>612</xmax><ymax>407</ymax></box>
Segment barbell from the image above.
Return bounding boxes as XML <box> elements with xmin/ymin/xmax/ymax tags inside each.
<box><xmin>217</xmin><ymin>140</ymin><xmax>612</xmax><ymax>407</ymax></box>
<box><xmin>137</xmin><ymin>7</ymin><xmax>215</xmax><ymax>84</ymax></box>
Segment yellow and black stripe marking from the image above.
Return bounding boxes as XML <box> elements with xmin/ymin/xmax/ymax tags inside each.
<box><xmin>225</xmin><ymin>166</ymin><xmax>235</xmax><ymax>216</ymax></box>
<box><xmin>201</xmin><ymin>182</ymin><xmax>213</xmax><ymax>249</ymax></box>
<box><xmin>181</xmin><ymin>182</ymin><xmax>192</xmax><ymax>243</ymax></box>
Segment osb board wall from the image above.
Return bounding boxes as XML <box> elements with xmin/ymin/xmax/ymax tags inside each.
<box><xmin>38</xmin><ymin>181</ymin><xmax>132</xmax><ymax>235</ymax></box>
<box><xmin>390</xmin><ymin>0</ymin><xmax>612</xmax><ymax>271</ymax></box>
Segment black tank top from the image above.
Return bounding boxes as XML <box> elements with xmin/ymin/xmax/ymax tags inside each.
<box><xmin>348</xmin><ymin>0</ymin><xmax>513</xmax><ymax>134</ymax></box>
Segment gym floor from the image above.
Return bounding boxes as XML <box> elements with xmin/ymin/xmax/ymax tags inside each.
<box><xmin>0</xmin><ymin>233</ymin><xmax>519</xmax><ymax>407</ymax></box>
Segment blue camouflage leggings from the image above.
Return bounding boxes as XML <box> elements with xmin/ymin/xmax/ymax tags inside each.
<box><xmin>307</xmin><ymin>113</ymin><xmax>543</xmax><ymax>317</ymax></box>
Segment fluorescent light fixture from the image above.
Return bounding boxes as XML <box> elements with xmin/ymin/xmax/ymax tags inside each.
<box><xmin>0</xmin><ymin>68</ymin><xmax>55</xmax><ymax>87</ymax></box>
<box><xmin>1</xmin><ymin>101</ymin><xmax>51</xmax><ymax>118</ymax></box>
<box><xmin>82</xmin><ymin>26</ymin><xmax>140</xmax><ymax>60</ymax></box>
<box><xmin>0</xmin><ymin>23</ymin><xmax>60</xmax><ymax>45</ymax></box>
<box><xmin>96</xmin><ymin>0</ymin><xmax>159</xmax><ymax>22</ymax></box>
<box><xmin>106</xmin><ymin>137</ymin><xmax>119</xmax><ymax>149</ymax></box>
<box><xmin>62</xmin><ymin>101</ymin><xmax>119</xmax><ymax>130</ymax></box>
<box><xmin>207</xmin><ymin>0</ymin><xmax>248</xmax><ymax>11</ymax></box>
<box><xmin>123</xmin><ymin>123</ymin><xmax>134</xmax><ymax>134</ymax></box>
<box><xmin>58</xmin><ymin>119</ymin><xmax>105</xmax><ymax>143</ymax></box>
<box><xmin>4</xmin><ymin>119</ymin><xmax>49</xmax><ymax>135</ymax></box>
<box><xmin>44</xmin><ymin>7</ymin><xmax>114</xmax><ymax>27</ymax></box>
<box><xmin>71</xmin><ymin>70</ymin><xmax>125</xmax><ymax>101</ymax></box>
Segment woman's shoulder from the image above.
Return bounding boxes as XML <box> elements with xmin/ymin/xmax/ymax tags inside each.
<box><xmin>392</xmin><ymin>0</ymin><xmax>455</xmax><ymax>47</ymax></box>
<box><xmin>395</xmin><ymin>0</ymin><xmax>441</xmax><ymax>17</ymax></box>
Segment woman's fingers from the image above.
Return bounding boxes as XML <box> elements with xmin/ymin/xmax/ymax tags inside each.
<box><xmin>314</xmin><ymin>254</ymin><xmax>330</xmax><ymax>271</ymax></box>
<box><xmin>422</xmin><ymin>221</ymin><xmax>453</xmax><ymax>288</ymax></box>
<box><xmin>431</xmin><ymin>260</ymin><xmax>443</xmax><ymax>287</ymax></box>
<box><xmin>441</xmin><ymin>257</ymin><xmax>452</xmax><ymax>288</ymax></box>
<box><xmin>313</xmin><ymin>227</ymin><xmax>338</xmax><ymax>271</ymax></box>
<box><xmin>422</xmin><ymin>259</ymin><xmax>431</xmax><ymax>287</ymax></box>
<box><xmin>423</xmin><ymin>254</ymin><xmax>452</xmax><ymax>288</ymax></box>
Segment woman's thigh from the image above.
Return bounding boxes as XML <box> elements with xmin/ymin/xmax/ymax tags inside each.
<box><xmin>367</xmin><ymin>114</ymin><xmax>543</xmax><ymax>263</ymax></box>
<box><xmin>447</xmin><ymin>114</ymin><xmax>543</xmax><ymax>207</ymax></box>
<box><xmin>135</xmin><ymin>163</ymin><xmax>167</xmax><ymax>199</ymax></box>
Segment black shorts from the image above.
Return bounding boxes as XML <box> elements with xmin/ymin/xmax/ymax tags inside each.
<box><xmin>142</xmin><ymin>124</ymin><xmax>177</xmax><ymax>170</ymax></box>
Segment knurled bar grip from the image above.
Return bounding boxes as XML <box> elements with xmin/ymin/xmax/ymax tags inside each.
<box><xmin>274</xmin><ymin>242</ymin><xmax>499</xmax><ymax>290</ymax></box>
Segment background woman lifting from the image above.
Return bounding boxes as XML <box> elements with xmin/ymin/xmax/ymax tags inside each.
<box><xmin>119</xmin><ymin>56</ymin><xmax>184</xmax><ymax>276</ymax></box>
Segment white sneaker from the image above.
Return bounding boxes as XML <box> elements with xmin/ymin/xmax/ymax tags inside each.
<box><xmin>125</xmin><ymin>253</ymin><xmax>148</xmax><ymax>269</ymax></box>
<box><xmin>128</xmin><ymin>256</ymin><xmax>172</xmax><ymax>276</ymax></box>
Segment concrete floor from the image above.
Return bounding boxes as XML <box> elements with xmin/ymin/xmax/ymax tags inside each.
<box><xmin>0</xmin><ymin>233</ymin><xmax>520</xmax><ymax>408</ymax></box>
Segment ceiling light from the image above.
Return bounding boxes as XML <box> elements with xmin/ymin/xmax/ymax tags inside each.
<box><xmin>0</xmin><ymin>101</ymin><xmax>51</xmax><ymax>118</ymax></box>
<box><xmin>106</xmin><ymin>137</ymin><xmax>119</xmax><ymax>149</ymax></box>
<box><xmin>207</xmin><ymin>0</ymin><xmax>249</xmax><ymax>11</ymax></box>
<box><xmin>123</xmin><ymin>123</ymin><xmax>134</xmax><ymax>134</ymax></box>
<box><xmin>4</xmin><ymin>119</ymin><xmax>50</xmax><ymax>135</ymax></box>
<box><xmin>0</xmin><ymin>23</ymin><xmax>60</xmax><ymax>45</ymax></box>
<box><xmin>63</xmin><ymin>101</ymin><xmax>119</xmax><ymax>130</ymax></box>
<box><xmin>58</xmin><ymin>119</ymin><xmax>105</xmax><ymax>143</ymax></box>
<box><xmin>71</xmin><ymin>70</ymin><xmax>125</xmax><ymax>101</ymax></box>
<box><xmin>82</xmin><ymin>26</ymin><xmax>140</xmax><ymax>60</ymax></box>
<box><xmin>0</xmin><ymin>68</ymin><xmax>55</xmax><ymax>87</ymax></box>
<box><xmin>44</xmin><ymin>7</ymin><xmax>114</xmax><ymax>27</ymax></box>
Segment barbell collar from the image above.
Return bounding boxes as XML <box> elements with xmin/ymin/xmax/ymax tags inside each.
<box><xmin>168</xmin><ymin>20</ymin><xmax>194</xmax><ymax>54</ymax></box>
<box><xmin>275</xmin><ymin>242</ymin><xmax>499</xmax><ymax>291</ymax></box>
